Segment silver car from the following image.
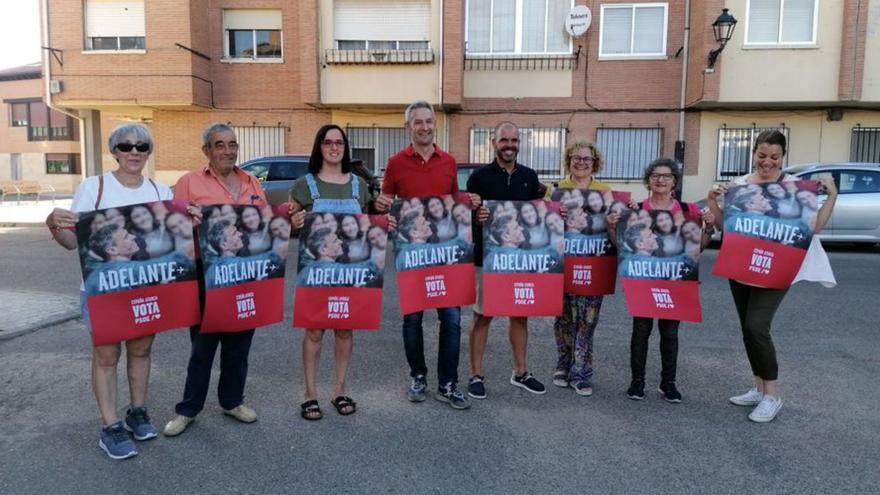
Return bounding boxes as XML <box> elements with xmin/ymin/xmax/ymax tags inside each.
<box><xmin>784</xmin><ymin>162</ymin><xmax>880</xmax><ymax>244</ymax></box>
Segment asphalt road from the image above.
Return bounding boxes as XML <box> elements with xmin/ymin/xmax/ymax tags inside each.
<box><xmin>1</xmin><ymin>227</ymin><xmax>879</xmax><ymax>494</ymax></box>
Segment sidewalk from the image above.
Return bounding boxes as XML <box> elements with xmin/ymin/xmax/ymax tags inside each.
<box><xmin>0</xmin><ymin>289</ymin><xmax>80</xmax><ymax>341</ymax></box>
<box><xmin>0</xmin><ymin>198</ymin><xmax>72</xmax><ymax>226</ymax></box>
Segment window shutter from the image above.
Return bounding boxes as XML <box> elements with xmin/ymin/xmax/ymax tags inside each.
<box><xmin>522</xmin><ymin>0</ymin><xmax>547</xmax><ymax>53</ymax></box>
<box><xmin>601</xmin><ymin>7</ymin><xmax>633</xmax><ymax>55</ymax></box>
<box><xmin>633</xmin><ymin>6</ymin><xmax>665</xmax><ymax>54</ymax></box>
<box><xmin>596</xmin><ymin>128</ymin><xmax>662</xmax><ymax>180</ymax></box>
<box><xmin>780</xmin><ymin>0</ymin><xmax>814</xmax><ymax>42</ymax></box>
<box><xmin>335</xmin><ymin>0</ymin><xmax>430</xmax><ymax>41</ymax></box>
<box><xmin>747</xmin><ymin>0</ymin><xmax>781</xmax><ymax>43</ymax></box>
<box><xmin>546</xmin><ymin>0</ymin><xmax>570</xmax><ymax>53</ymax></box>
<box><xmin>223</xmin><ymin>10</ymin><xmax>282</xmax><ymax>30</ymax></box>
<box><xmin>492</xmin><ymin>0</ymin><xmax>516</xmax><ymax>52</ymax></box>
<box><xmin>85</xmin><ymin>0</ymin><xmax>145</xmax><ymax>38</ymax></box>
<box><xmin>467</xmin><ymin>0</ymin><xmax>491</xmax><ymax>52</ymax></box>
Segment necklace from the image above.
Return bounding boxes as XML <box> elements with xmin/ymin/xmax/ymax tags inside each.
<box><xmin>112</xmin><ymin>170</ymin><xmax>144</xmax><ymax>189</ymax></box>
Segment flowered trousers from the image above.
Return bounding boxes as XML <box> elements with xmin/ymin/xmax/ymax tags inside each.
<box><xmin>553</xmin><ymin>294</ymin><xmax>604</xmax><ymax>383</ymax></box>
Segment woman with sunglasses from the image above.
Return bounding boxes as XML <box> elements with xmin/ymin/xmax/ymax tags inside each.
<box><xmin>545</xmin><ymin>140</ymin><xmax>612</xmax><ymax>396</ymax></box>
<box><xmin>45</xmin><ymin>123</ymin><xmax>173</xmax><ymax>460</ymax></box>
<box><xmin>288</xmin><ymin>124</ymin><xmax>375</xmax><ymax>421</ymax></box>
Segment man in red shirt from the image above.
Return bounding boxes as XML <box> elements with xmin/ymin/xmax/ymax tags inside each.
<box><xmin>376</xmin><ymin>101</ymin><xmax>479</xmax><ymax>410</ymax></box>
<box><xmin>163</xmin><ymin>123</ymin><xmax>267</xmax><ymax>437</ymax></box>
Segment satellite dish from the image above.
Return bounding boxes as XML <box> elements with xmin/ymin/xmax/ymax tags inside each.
<box><xmin>565</xmin><ymin>5</ymin><xmax>592</xmax><ymax>38</ymax></box>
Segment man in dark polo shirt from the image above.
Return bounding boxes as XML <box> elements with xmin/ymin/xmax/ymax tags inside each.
<box><xmin>466</xmin><ymin>121</ymin><xmax>546</xmax><ymax>399</ymax></box>
<box><xmin>376</xmin><ymin>101</ymin><xmax>480</xmax><ymax>410</ymax></box>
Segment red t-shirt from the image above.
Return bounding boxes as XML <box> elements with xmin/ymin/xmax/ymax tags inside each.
<box><xmin>381</xmin><ymin>144</ymin><xmax>458</xmax><ymax>198</ymax></box>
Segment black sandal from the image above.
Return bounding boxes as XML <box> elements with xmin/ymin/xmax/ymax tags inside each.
<box><xmin>331</xmin><ymin>396</ymin><xmax>357</xmax><ymax>416</ymax></box>
<box><xmin>300</xmin><ymin>400</ymin><xmax>322</xmax><ymax>421</ymax></box>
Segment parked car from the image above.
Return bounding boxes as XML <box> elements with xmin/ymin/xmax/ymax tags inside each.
<box><xmin>239</xmin><ymin>155</ymin><xmax>381</xmax><ymax>206</ymax></box>
<box><xmin>783</xmin><ymin>162</ymin><xmax>880</xmax><ymax>244</ymax></box>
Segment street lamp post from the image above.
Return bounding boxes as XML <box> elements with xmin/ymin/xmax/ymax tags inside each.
<box><xmin>707</xmin><ymin>8</ymin><xmax>738</xmax><ymax>70</ymax></box>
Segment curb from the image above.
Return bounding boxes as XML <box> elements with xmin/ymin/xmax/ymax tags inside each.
<box><xmin>0</xmin><ymin>312</ymin><xmax>81</xmax><ymax>342</ymax></box>
<box><xmin>0</xmin><ymin>222</ymin><xmax>46</xmax><ymax>228</ymax></box>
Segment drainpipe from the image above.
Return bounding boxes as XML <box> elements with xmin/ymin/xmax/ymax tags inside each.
<box><xmin>439</xmin><ymin>0</ymin><xmax>449</xmax><ymax>150</ymax></box>
<box><xmin>41</xmin><ymin>0</ymin><xmax>100</xmax><ymax>178</ymax></box>
<box><xmin>676</xmin><ymin>0</ymin><xmax>690</xmax><ymax>199</ymax></box>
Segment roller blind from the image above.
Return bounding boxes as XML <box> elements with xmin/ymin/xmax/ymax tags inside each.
<box><xmin>780</xmin><ymin>0</ymin><xmax>815</xmax><ymax>42</ymax></box>
<box><xmin>85</xmin><ymin>0</ymin><xmax>145</xmax><ymax>38</ymax></box>
<box><xmin>334</xmin><ymin>0</ymin><xmax>430</xmax><ymax>41</ymax></box>
<box><xmin>223</xmin><ymin>9</ymin><xmax>283</xmax><ymax>30</ymax></box>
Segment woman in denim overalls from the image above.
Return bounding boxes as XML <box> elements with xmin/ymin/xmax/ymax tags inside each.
<box><xmin>289</xmin><ymin>125</ymin><xmax>372</xmax><ymax>421</ymax></box>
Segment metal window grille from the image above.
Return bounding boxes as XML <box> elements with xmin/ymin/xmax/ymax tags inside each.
<box><xmin>346</xmin><ymin>127</ymin><xmax>410</xmax><ymax>176</ymax></box>
<box><xmin>232</xmin><ymin>126</ymin><xmax>286</xmax><ymax>165</ymax></box>
<box><xmin>595</xmin><ymin>127</ymin><xmax>662</xmax><ymax>180</ymax></box>
<box><xmin>469</xmin><ymin>126</ymin><xmax>566</xmax><ymax>179</ymax></box>
<box><xmin>850</xmin><ymin>127</ymin><xmax>880</xmax><ymax>163</ymax></box>
<box><xmin>716</xmin><ymin>126</ymin><xmax>789</xmax><ymax>180</ymax></box>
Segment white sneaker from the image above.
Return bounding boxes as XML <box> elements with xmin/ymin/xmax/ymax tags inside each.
<box><xmin>748</xmin><ymin>396</ymin><xmax>783</xmax><ymax>423</ymax></box>
<box><xmin>729</xmin><ymin>388</ymin><xmax>763</xmax><ymax>407</ymax></box>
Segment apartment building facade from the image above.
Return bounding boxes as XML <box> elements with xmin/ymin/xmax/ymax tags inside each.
<box><xmin>35</xmin><ymin>0</ymin><xmax>880</xmax><ymax>198</ymax></box>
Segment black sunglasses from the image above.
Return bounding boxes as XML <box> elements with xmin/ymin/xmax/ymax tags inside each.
<box><xmin>115</xmin><ymin>142</ymin><xmax>151</xmax><ymax>152</ymax></box>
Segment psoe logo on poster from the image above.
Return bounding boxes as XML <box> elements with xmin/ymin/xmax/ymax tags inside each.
<box><xmin>425</xmin><ymin>274</ymin><xmax>447</xmax><ymax>298</ymax></box>
<box><xmin>748</xmin><ymin>248</ymin><xmax>773</xmax><ymax>275</ymax></box>
<box><xmin>131</xmin><ymin>295</ymin><xmax>161</xmax><ymax>324</ymax></box>
<box><xmin>572</xmin><ymin>264</ymin><xmax>592</xmax><ymax>286</ymax></box>
<box><xmin>513</xmin><ymin>282</ymin><xmax>535</xmax><ymax>305</ymax></box>
<box><xmin>236</xmin><ymin>292</ymin><xmax>256</xmax><ymax>320</ymax></box>
<box><xmin>328</xmin><ymin>296</ymin><xmax>350</xmax><ymax>319</ymax></box>
<box><xmin>650</xmin><ymin>288</ymin><xmax>674</xmax><ymax>309</ymax></box>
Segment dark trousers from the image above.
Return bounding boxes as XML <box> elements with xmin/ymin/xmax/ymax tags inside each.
<box><xmin>630</xmin><ymin>317</ymin><xmax>680</xmax><ymax>383</ymax></box>
<box><xmin>729</xmin><ymin>280</ymin><xmax>788</xmax><ymax>381</ymax></box>
<box><xmin>402</xmin><ymin>307</ymin><xmax>461</xmax><ymax>386</ymax></box>
<box><xmin>175</xmin><ymin>326</ymin><xmax>255</xmax><ymax>417</ymax></box>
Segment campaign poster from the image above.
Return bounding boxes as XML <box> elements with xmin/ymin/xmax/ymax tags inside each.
<box><xmin>391</xmin><ymin>194</ymin><xmax>475</xmax><ymax>314</ymax></box>
<box><xmin>199</xmin><ymin>204</ymin><xmax>291</xmax><ymax>333</ymax></box>
<box><xmin>551</xmin><ymin>188</ymin><xmax>631</xmax><ymax>295</ymax></box>
<box><xmin>293</xmin><ymin>213</ymin><xmax>388</xmax><ymax>330</ymax></box>
<box><xmin>481</xmin><ymin>200</ymin><xmax>564</xmax><ymax>317</ymax></box>
<box><xmin>75</xmin><ymin>200</ymin><xmax>199</xmax><ymax>346</ymax></box>
<box><xmin>713</xmin><ymin>181</ymin><xmax>817</xmax><ymax>289</ymax></box>
<box><xmin>617</xmin><ymin>209</ymin><xmax>703</xmax><ymax>322</ymax></box>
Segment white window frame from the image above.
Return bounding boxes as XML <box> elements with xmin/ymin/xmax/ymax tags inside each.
<box><xmin>221</xmin><ymin>10</ymin><xmax>284</xmax><ymax>63</ymax></box>
<box><xmin>744</xmin><ymin>0</ymin><xmax>819</xmax><ymax>47</ymax></box>
<box><xmin>464</xmin><ymin>0</ymin><xmax>575</xmax><ymax>57</ymax></box>
<box><xmin>598</xmin><ymin>3</ymin><xmax>668</xmax><ymax>60</ymax></box>
<box><xmin>82</xmin><ymin>0</ymin><xmax>146</xmax><ymax>53</ymax></box>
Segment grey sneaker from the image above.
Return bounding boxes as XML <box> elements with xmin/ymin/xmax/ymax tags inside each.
<box><xmin>552</xmin><ymin>371</ymin><xmax>569</xmax><ymax>388</ymax></box>
<box><xmin>730</xmin><ymin>388</ymin><xmax>764</xmax><ymax>407</ymax></box>
<box><xmin>572</xmin><ymin>380</ymin><xmax>593</xmax><ymax>397</ymax></box>
<box><xmin>124</xmin><ymin>406</ymin><xmax>158</xmax><ymax>441</ymax></box>
<box><xmin>434</xmin><ymin>383</ymin><xmax>471</xmax><ymax>410</ymax></box>
<box><xmin>99</xmin><ymin>421</ymin><xmax>138</xmax><ymax>460</ymax></box>
<box><xmin>408</xmin><ymin>375</ymin><xmax>427</xmax><ymax>402</ymax></box>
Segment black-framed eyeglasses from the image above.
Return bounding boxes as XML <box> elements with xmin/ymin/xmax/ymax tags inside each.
<box><xmin>321</xmin><ymin>140</ymin><xmax>345</xmax><ymax>148</ymax></box>
<box><xmin>115</xmin><ymin>142</ymin><xmax>151</xmax><ymax>153</ymax></box>
<box><xmin>650</xmin><ymin>173</ymin><xmax>674</xmax><ymax>181</ymax></box>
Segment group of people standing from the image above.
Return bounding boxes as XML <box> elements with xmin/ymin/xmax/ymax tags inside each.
<box><xmin>45</xmin><ymin>102</ymin><xmax>837</xmax><ymax>460</ymax></box>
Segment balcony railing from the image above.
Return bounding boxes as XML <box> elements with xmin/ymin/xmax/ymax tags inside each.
<box><xmin>324</xmin><ymin>49</ymin><xmax>434</xmax><ymax>65</ymax></box>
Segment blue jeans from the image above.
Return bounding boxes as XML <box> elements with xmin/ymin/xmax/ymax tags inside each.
<box><xmin>402</xmin><ymin>307</ymin><xmax>461</xmax><ymax>386</ymax></box>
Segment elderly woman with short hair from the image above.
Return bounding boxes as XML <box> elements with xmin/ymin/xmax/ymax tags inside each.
<box><xmin>45</xmin><ymin>123</ymin><xmax>173</xmax><ymax>459</ymax></box>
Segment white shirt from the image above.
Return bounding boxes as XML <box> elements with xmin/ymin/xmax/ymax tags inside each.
<box><xmin>71</xmin><ymin>172</ymin><xmax>172</xmax><ymax>214</ymax></box>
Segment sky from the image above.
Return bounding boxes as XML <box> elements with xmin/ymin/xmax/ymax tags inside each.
<box><xmin>0</xmin><ymin>0</ymin><xmax>42</xmax><ymax>70</ymax></box>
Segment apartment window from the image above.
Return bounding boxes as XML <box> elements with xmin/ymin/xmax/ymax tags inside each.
<box><xmin>599</xmin><ymin>3</ymin><xmax>668</xmax><ymax>58</ymax></box>
<box><xmin>231</xmin><ymin>126</ymin><xmax>286</xmax><ymax>165</ymax></box>
<box><xmin>46</xmin><ymin>154</ymin><xmax>81</xmax><ymax>175</ymax></box>
<box><xmin>334</xmin><ymin>1</ymin><xmax>430</xmax><ymax>52</ymax></box>
<box><xmin>746</xmin><ymin>0</ymin><xmax>817</xmax><ymax>45</ymax></box>
<box><xmin>466</xmin><ymin>0</ymin><xmax>573</xmax><ymax>55</ymax></box>
<box><xmin>470</xmin><ymin>127</ymin><xmax>566</xmax><ymax>179</ymax></box>
<box><xmin>595</xmin><ymin>128</ymin><xmax>662</xmax><ymax>180</ymax></box>
<box><xmin>850</xmin><ymin>127</ymin><xmax>880</xmax><ymax>163</ymax></box>
<box><xmin>716</xmin><ymin>126</ymin><xmax>789</xmax><ymax>180</ymax></box>
<box><xmin>9</xmin><ymin>102</ymin><xmax>28</xmax><ymax>126</ymax></box>
<box><xmin>84</xmin><ymin>1</ymin><xmax>146</xmax><ymax>51</ymax></box>
<box><xmin>223</xmin><ymin>10</ymin><xmax>283</xmax><ymax>61</ymax></box>
<box><xmin>346</xmin><ymin>127</ymin><xmax>409</xmax><ymax>175</ymax></box>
